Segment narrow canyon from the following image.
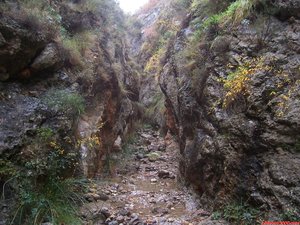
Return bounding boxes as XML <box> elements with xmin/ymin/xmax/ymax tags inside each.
<box><xmin>0</xmin><ymin>0</ymin><xmax>299</xmax><ymax>224</ymax></box>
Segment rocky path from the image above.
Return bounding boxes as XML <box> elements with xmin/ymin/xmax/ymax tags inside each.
<box><xmin>81</xmin><ymin>127</ymin><xmax>220</xmax><ymax>225</ymax></box>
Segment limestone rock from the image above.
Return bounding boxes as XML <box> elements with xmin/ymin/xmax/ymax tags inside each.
<box><xmin>113</xmin><ymin>135</ymin><xmax>122</xmax><ymax>152</ymax></box>
<box><xmin>0</xmin><ymin>14</ymin><xmax>48</xmax><ymax>77</ymax></box>
<box><xmin>157</xmin><ymin>0</ymin><xmax>300</xmax><ymax>217</ymax></box>
<box><xmin>0</xmin><ymin>91</ymin><xmax>47</xmax><ymax>154</ymax></box>
<box><xmin>158</xmin><ymin>170</ymin><xmax>175</xmax><ymax>179</ymax></box>
<box><xmin>30</xmin><ymin>43</ymin><xmax>61</xmax><ymax>72</ymax></box>
<box><xmin>146</xmin><ymin>152</ymin><xmax>160</xmax><ymax>162</ymax></box>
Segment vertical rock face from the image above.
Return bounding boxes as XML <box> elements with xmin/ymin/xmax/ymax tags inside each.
<box><xmin>129</xmin><ymin>0</ymin><xmax>191</xmax><ymax>127</ymax></box>
<box><xmin>0</xmin><ymin>0</ymin><xmax>141</xmax><ymax>218</ymax></box>
<box><xmin>127</xmin><ymin>0</ymin><xmax>172</xmax><ymax>126</ymax></box>
<box><xmin>0</xmin><ymin>0</ymin><xmax>140</xmax><ymax>179</ymax></box>
<box><xmin>142</xmin><ymin>0</ymin><xmax>300</xmax><ymax>218</ymax></box>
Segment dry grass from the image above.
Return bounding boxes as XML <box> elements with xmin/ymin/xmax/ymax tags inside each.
<box><xmin>61</xmin><ymin>31</ymin><xmax>97</xmax><ymax>67</ymax></box>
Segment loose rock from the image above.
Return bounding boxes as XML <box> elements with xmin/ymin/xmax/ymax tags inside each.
<box><xmin>146</xmin><ymin>152</ymin><xmax>161</xmax><ymax>162</ymax></box>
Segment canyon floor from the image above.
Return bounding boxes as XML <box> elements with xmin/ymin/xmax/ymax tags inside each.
<box><xmin>81</xmin><ymin>127</ymin><xmax>226</xmax><ymax>225</ymax></box>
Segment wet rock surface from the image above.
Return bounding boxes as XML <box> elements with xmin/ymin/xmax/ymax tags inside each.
<box><xmin>81</xmin><ymin>128</ymin><xmax>226</xmax><ymax>225</ymax></box>
<box><xmin>0</xmin><ymin>83</ymin><xmax>45</xmax><ymax>154</ymax></box>
<box><xmin>157</xmin><ymin>1</ymin><xmax>300</xmax><ymax>218</ymax></box>
<box><xmin>0</xmin><ymin>2</ymin><xmax>141</xmax><ymax>224</ymax></box>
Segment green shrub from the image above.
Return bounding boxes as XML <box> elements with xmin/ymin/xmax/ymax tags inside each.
<box><xmin>215</xmin><ymin>201</ymin><xmax>261</xmax><ymax>225</ymax></box>
<box><xmin>11</xmin><ymin>0</ymin><xmax>62</xmax><ymax>40</ymax></box>
<box><xmin>224</xmin><ymin>0</ymin><xmax>257</xmax><ymax>24</ymax></box>
<box><xmin>145</xmin><ymin>47</ymin><xmax>166</xmax><ymax>73</ymax></box>
<box><xmin>211</xmin><ymin>211</ymin><xmax>222</xmax><ymax>220</ymax></box>
<box><xmin>37</xmin><ymin>127</ymin><xmax>54</xmax><ymax>142</ymax></box>
<box><xmin>280</xmin><ymin>209</ymin><xmax>300</xmax><ymax>221</ymax></box>
<box><xmin>5</xmin><ymin>136</ymin><xmax>86</xmax><ymax>225</ymax></box>
<box><xmin>61</xmin><ymin>31</ymin><xmax>96</xmax><ymax>67</ymax></box>
<box><xmin>143</xmin><ymin>123</ymin><xmax>154</xmax><ymax>130</ymax></box>
<box><xmin>1</xmin><ymin>133</ymin><xmax>85</xmax><ymax>225</ymax></box>
<box><xmin>11</xmin><ymin>177</ymin><xmax>86</xmax><ymax>225</ymax></box>
<box><xmin>0</xmin><ymin>158</ymin><xmax>17</xmax><ymax>179</ymax></box>
<box><xmin>43</xmin><ymin>89</ymin><xmax>85</xmax><ymax>117</ymax></box>
<box><xmin>192</xmin><ymin>0</ymin><xmax>260</xmax><ymax>42</ymax></box>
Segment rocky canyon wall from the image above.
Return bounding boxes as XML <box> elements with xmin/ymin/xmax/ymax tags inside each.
<box><xmin>136</xmin><ymin>0</ymin><xmax>300</xmax><ymax>219</ymax></box>
<box><xmin>0</xmin><ymin>0</ymin><xmax>140</xmax><ymax>182</ymax></box>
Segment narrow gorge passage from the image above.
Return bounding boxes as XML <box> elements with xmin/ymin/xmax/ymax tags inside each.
<box><xmin>0</xmin><ymin>0</ymin><xmax>300</xmax><ymax>224</ymax></box>
<box><xmin>81</xmin><ymin>127</ymin><xmax>208</xmax><ymax>225</ymax></box>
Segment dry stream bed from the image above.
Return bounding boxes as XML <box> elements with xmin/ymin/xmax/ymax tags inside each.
<box><xmin>80</xmin><ymin>128</ymin><xmax>224</xmax><ymax>225</ymax></box>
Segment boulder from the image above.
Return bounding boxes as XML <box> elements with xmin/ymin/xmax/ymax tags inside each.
<box><xmin>30</xmin><ymin>43</ymin><xmax>61</xmax><ymax>72</ymax></box>
<box><xmin>100</xmin><ymin>207</ymin><xmax>111</xmax><ymax>218</ymax></box>
<box><xmin>146</xmin><ymin>152</ymin><xmax>160</xmax><ymax>162</ymax></box>
<box><xmin>113</xmin><ymin>136</ymin><xmax>122</xmax><ymax>152</ymax></box>
<box><xmin>147</xmin><ymin>143</ymin><xmax>159</xmax><ymax>152</ymax></box>
<box><xmin>151</xmin><ymin>207</ymin><xmax>169</xmax><ymax>215</ymax></box>
<box><xmin>158</xmin><ymin>170</ymin><xmax>175</xmax><ymax>179</ymax></box>
<box><xmin>0</xmin><ymin>14</ymin><xmax>48</xmax><ymax>77</ymax></box>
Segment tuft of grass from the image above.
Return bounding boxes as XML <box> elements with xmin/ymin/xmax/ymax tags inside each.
<box><xmin>292</xmin><ymin>140</ymin><xmax>300</xmax><ymax>153</ymax></box>
<box><xmin>36</xmin><ymin>127</ymin><xmax>54</xmax><ymax>142</ymax></box>
<box><xmin>10</xmin><ymin>0</ymin><xmax>62</xmax><ymax>40</ymax></box>
<box><xmin>280</xmin><ymin>209</ymin><xmax>300</xmax><ymax>221</ymax></box>
<box><xmin>43</xmin><ymin>89</ymin><xmax>85</xmax><ymax>117</ymax></box>
<box><xmin>118</xmin><ymin>81</ymin><xmax>134</xmax><ymax>97</ymax></box>
<box><xmin>10</xmin><ymin>177</ymin><xmax>86</xmax><ymax>225</ymax></box>
<box><xmin>211</xmin><ymin>211</ymin><xmax>222</xmax><ymax>220</ymax></box>
<box><xmin>4</xmin><ymin>137</ymin><xmax>87</xmax><ymax>225</ymax></box>
<box><xmin>61</xmin><ymin>31</ymin><xmax>96</xmax><ymax>67</ymax></box>
<box><xmin>222</xmin><ymin>0</ymin><xmax>256</xmax><ymax>24</ymax></box>
<box><xmin>2</xmin><ymin>136</ymin><xmax>86</xmax><ymax>225</ymax></box>
<box><xmin>214</xmin><ymin>201</ymin><xmax>261</xmax><ymax>225</ymax></box>
<box><xmin>192</xmin><ymin>0</ymin><xmax>261</xmax><ymax>42</ymax></box>
<box><xmin>0</xmin><ymin>159</ymin><xmax>17</xmax><ymax>179</ymax></box>
<box><xmin>143</xmin><ymin>123</ymin><xmax>153</xmax><ymax>130</ymax></box>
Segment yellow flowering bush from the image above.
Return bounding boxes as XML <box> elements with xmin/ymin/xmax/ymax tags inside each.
<box><xmin>222</xmin><ymin>57</ymin><xmax>271</xmax><ymax>108</ymax></box>
<box><xmin>222</xmin><ymin>55</ymin><xmax>293</xmax><ymax>110</ymax></box>
<box><xmin>77</xmin><ymin>134</ymin><xmax>101</xmax><ymax>148</ymax></box>
<box><xmin>145</xmin><ymin>47</ymin><xmax>166</xmax><ymax>75</ymax></box>
<box><xmin>274</xmin><ymin>80</ymin><xmax>299</xmax><ymax>117</ymax></box>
